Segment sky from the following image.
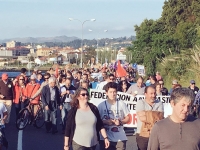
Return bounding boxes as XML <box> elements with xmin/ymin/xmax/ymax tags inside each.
<box><xmin>0</xmin><ymin>0</ymin><xmax>165</xmax><ymax>40</ymax></box>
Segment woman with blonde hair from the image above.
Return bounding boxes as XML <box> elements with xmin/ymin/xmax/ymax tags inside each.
<box><xmin>64</xmin><ymin>87</ymin><xmax>109</xmax><ymax>150</ymax></box>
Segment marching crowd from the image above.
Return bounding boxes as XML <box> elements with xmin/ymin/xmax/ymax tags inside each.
<box><xmin>0</xmin><ymin>66</ymin><xmax>199</xmax><ymax>150</ymax></box>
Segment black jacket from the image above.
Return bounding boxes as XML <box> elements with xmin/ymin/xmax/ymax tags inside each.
<box><xmin>0</xmin><ymin>80</ymin><xmax>14</xmax><ymax>100</ymax></box>
<box><xmin>65</xmin><ymin>102</ymin><xmax>104</xmax><ymax>145</ymax></box>
<box><xmin>41</xmin><ymin>85</ymin><xmax>61</xmax><ymax>107</ymax></box>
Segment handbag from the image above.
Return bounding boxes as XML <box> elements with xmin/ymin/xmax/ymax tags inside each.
<box><xmin>140</xmin><ymin>111</ymin><xmax>164</xmax><ymax>137</ymax></box>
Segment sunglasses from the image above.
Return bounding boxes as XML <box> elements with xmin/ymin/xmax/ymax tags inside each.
<box><xmin>80</xmin><ymin>93</ymin><xmax>89</xmax><ymax>97</ymax></box>
<box><xmin>19</xmin><ymin>79</ymin><xmax>25</xmax><ymax>80</ymax></box>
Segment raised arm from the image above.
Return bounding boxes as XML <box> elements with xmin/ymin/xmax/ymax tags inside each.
<box><xmin>32</xmin><ymin>82</ymin><xmax>45</xmax><ymax>99</ymax></box>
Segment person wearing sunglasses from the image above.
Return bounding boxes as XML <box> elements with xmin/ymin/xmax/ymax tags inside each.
<box><xmin>16</xmin><ymin>68</ymin><xmax>29</xmax><ymax>84</ymax></box>
<box><xmin>158</xmin><ymin>79</ymin><xmax>168</xmax><ymax>96</ymax></box>
<box><xmin>188</xmin><ymin>80</ymin><xmax>199</xmax><ymax>97</ymax></box>
<box><xmin>13</xmin><ymin>75</ymin><xmax>27</xmax><ymax>116</ymax></box>
<box><xmin>64</xmin><ymin>87</ymin><xmax>109</xmax><ymax>150</ymax></box>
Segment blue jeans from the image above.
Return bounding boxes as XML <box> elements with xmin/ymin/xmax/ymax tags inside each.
<box><xmin>44</xmin><ymin>103</ymin><xmax>57</xmax><ymax>132</ymax></box>
<box><xmin>15</xmin><ymin>101</ymin><xmax>25</xmax><ymax>116</ymax></box>
<box><xmin>61</xmin><ymin>102</ymin><xmax>71</xmax><ymax>131</ymax></box>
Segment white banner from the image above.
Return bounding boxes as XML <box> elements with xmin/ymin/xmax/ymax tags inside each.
<box><xmin>90</xmin><ymin>89</ymin><xmax>172</xmax><ymax>128</ymax></box>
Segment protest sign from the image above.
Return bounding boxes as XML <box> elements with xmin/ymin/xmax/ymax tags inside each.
<box><xmin>137</xmin><ymin>65</ymin><xmax>145</xmax><ymax>76</ymax></box>
<box><xmin>90</xmin><ymin>89</ymin><xmax>172</xmax><ymax>128</ymax></box>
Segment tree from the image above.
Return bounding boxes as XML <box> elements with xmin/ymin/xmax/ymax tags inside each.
<box><xmin>128</xmin><ymin>0</ymin><xmax>200</xmax><ymax>75</ymax></box>
<box><xmin>83</xmin><ymin>47</ymin><xmax>96</xmax><ymax>65</ymax></box>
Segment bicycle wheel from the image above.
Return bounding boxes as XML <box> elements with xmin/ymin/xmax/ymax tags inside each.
<box><xmin>34</xmin><ymin>106</ymin><xmax>45</xmax><ymax>128</ymax></box>
<box><xmin>16</xmin><ymin>108</ymin><xmax>30</xmax><ymax>130</ymax></box>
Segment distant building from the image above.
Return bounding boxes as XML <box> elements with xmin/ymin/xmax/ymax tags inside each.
<box><xmin>58</xmin><ymin>47</ymin><xmax>75</xmax><ymax>58</ymax></box>
<box><xmin>36</xmin><ymin>45</ymin><xmax>43</xmax><ymax>49</ymax></box>
<box><xmin>30</xmin><ymin>48</ymin><xmax>36</xmax><ymax>54</ymax></box>
<box><xmin>36</xmin><ymin>47</ymin><xmax>53</xmax><ymax>56</ymax></box>
<box><xmin>10</xmin><ymin>47</ymin><xmax>30</xmax><ymax>56</ymax></box>
<box><xmin>0</xmin><ymin>49</ymin><xmax>13</xmax><ymax>57</ymax></box>
<box><xmin>35</xmin><ymin>56</ymin><xmax>47</xmax><ymax>65</ymax></box>
<box><xmin>6</xmin><ymin>41</ymin><xmax>21</xmax><ymax>48</ymax></box>
<box><xmin>67</xmin><ymin>51</ymin><xmax>81</xmax><ymax>64</ymax></box>
<box><xmin>17</xmin><ymin>56</ymin><xmax>29</xmax><ymax>64</ymax></box>
<box><xmin>0</xmin><ymin>43</ymin><xmax>6</xmax><ymax>47</ymax></box>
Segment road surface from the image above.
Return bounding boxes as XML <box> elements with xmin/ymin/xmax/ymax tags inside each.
<box><xmin>5</xmin><ymin>106</ymin><xmax>137</xmax><ymax>150</ymax></box>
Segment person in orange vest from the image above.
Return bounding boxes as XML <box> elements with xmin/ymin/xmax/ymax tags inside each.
<box><xmin>24</xmin><ymin>75</ymin><xmax>41</xmax><ymax>115</ymax></box>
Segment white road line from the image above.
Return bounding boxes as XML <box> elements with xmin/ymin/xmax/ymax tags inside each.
<box><xmin>17</xmin><ymin>130</ymin><xmax>23</xmax><ymax>150</ymax></box>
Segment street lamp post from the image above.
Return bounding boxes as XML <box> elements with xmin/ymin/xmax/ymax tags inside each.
<box><xmin>69</xmin><ymin>18</ymin><xmax>96</xmax><ymax>68</ymax></box>
<box><xmin>104</xmin><ymin>37</ymin><xmax>113</xmax><ymax>63</ymax></box>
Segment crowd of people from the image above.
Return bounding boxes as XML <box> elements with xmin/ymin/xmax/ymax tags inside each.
<box><xmin>0</xmin><ymin>66</ymin><xmax>199</xmax><ymax>150</ymax></box>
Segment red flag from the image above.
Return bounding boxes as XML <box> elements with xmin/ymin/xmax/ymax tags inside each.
<box><xmin>116</xmin><ymin>60</ymin><xmax>127</xmax><ymax>77</ymax></box>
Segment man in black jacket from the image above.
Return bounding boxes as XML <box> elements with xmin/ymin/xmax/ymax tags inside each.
<box><xmin>41</xmin><ymin>76</ymin><xmax>61</xmax><ymax>134</ymax></box>
<box><xmin>0</xmin><ymin>73</ymin><xmax>14</xmax><ymax>123</ymax></box>
<box><xmin>158</xmin><ymin>79</ymin><xmax>168</xmax><ymax>96</ymax></box>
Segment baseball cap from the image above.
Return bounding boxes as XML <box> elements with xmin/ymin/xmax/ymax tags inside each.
<box><xmin>190</xmin><ymin>80</ymin><xmax>195</xmax><ymax>84</ymax></box>
<box><xmin>1</xmin><ymin>73</ymin><xmax>8</xmax><ymax>80</ymax></box>
<box><xmin>172</xmin><ymin>80</ymin><xmax>178</xmax><ymax>85</ymax></box>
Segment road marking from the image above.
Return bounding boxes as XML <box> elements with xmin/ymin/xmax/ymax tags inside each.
<box><xmin>17</xmin><ymin>130</ymin><xmax>23</xmax><ymax>150</ymax></box>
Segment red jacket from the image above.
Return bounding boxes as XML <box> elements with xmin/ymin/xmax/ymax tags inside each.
<box><xmin>25</xmin><ymin>83</ymin><xmax>40</xmax><ymax>104</ymax></box>
<box><xmin>13</xmin><ymin>83</ymin><xmax>26</xmax><ymax>104</ymax></box>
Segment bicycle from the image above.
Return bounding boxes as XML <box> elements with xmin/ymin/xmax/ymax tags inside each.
<box><xmin>16</xmin><ymin>99</ymin><xmax>45</xmax><ymax>130</ymax></box>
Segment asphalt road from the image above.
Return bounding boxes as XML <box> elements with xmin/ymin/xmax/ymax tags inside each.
<box><xmin>4</xmin><ymin>106</ymin><xmax>137</xmax><ymax>150</ymax></box>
